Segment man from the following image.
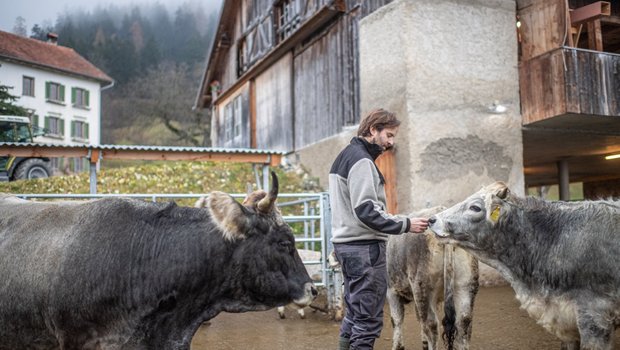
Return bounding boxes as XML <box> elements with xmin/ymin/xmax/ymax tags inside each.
<box><xmin>329</xmin><ymin>108</ymin><xmax>429</xmax><ymax>350</ymax></box>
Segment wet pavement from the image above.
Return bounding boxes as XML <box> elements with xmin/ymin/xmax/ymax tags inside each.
<box><xmin>191</xmin><ymin>285</ymin><xmax>620</xmax><ymax>350</ymax></box>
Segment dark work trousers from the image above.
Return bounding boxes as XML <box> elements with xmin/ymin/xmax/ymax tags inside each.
<box><xmin>333</xmin><ymin>241</ymin><xmax>387</xmax><ymax>350</ymax></box>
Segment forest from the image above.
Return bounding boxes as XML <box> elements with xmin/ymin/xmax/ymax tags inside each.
<box><xmin>14</xmin><ymin>1</ymin><xmax>219</xmax><ymax>146</ymax></box>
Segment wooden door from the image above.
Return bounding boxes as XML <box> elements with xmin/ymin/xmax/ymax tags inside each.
<box><xmin>375</xmin><ymin>149</ymin><xmax>397</xmax><ymax>213</ymax></box>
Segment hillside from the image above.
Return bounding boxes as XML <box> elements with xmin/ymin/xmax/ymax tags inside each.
<box><xmin>0</xmin><ymin>162</ymin><xmax>321</xmax><ymax>206</ymax></box>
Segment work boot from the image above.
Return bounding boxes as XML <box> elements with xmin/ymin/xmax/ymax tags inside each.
<box><xmin>338</xmin><ymin>336</ymin><xmax>350</xmax><ymax>350</ymax></box>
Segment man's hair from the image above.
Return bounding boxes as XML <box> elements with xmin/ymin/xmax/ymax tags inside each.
<box><xmin>357</xmin><ymin>108</ymin><xmax>401</xmax><ymax>137</ymax></box>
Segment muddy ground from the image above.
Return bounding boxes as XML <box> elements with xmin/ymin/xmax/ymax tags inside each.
<box><xmin>191</xmin><ymin>285</ymin><xmax>620</xmax><ymax>350</ymax></box>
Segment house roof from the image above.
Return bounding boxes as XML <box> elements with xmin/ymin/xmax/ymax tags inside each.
<box><xmin>0</xmin><ymin>30</ymin><xmax>113</xmax><ymax>85</ymax></box>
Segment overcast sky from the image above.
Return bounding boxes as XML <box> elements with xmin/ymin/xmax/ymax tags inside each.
<box><xmin>0</xmin><ymin>0</ymin><xmax>221</xmax><ymax>34</ymax></box>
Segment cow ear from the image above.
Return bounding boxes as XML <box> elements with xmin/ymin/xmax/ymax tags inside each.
<box><xmin>207</xmin><ymin>191</ymin><xmax>251</xmax><ymax>241</ymax></box>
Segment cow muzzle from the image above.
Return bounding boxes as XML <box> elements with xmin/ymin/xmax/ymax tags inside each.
<box><xmin>428</xmin><ymin>215</ymin><xmax>450</xmax><ymax>238</ymax></box>
<box><xmin>293</xmin><ymin>282</ymin><xmax>317</xmax><ymax>307</ymax></box>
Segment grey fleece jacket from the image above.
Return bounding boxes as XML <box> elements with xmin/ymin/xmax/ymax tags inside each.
<box><xmin>329</xmin><ymin>137</ymin><xmax>410</xmax><ymax>243</ymax></box>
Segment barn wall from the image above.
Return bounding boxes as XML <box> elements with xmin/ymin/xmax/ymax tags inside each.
<box><xmin>359</xmin><ymin>0</ymin><xmax>524</xmax><ymax>213</ymax></box>
<box><xmin>212</xmin><ymin>83</ymin><xmax>251</xmax><ymax>148</ymax></box>
<box><xmin>255</xmin><ymin>54</ymin><xmax>293</xmax><ymax>151</ymax></box>
<box><xmin>293</xmin><ymin>13</ymin><xmax>360</xmax><ymax>149</ymax></box>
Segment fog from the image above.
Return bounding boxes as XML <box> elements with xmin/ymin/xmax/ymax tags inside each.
<box><xmin>0</xmin><ymin>0</ymin><xmax>222</xmax><ymax>34</ymax></box>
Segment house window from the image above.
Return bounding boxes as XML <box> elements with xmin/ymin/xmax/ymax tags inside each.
<box><xmin>71</xmin><ymin>120</ymin><xmax>89</xmax><ymax>142</ymax></box>
<box><xmin>72</xmin><ymin>87</ymin><xmax>90</xmax><ymax>108</ymax></box>
<box><xmin>276</xmin><ymin>0</ymin><xmax>301</xmax><ymax>42</ymax></box>
<box><xmin>22</xmin><ymin>76</ymin><xmax>34</xmax><ymax>97</ymax></box>
<box><xmin>44</xmin><ymin>116</ymin><xmax>65</xmax><ymax>138</ymax></box>
<box><xmin>45</xmin><ymin>82</ymin><xmax>65</xmax><ymax>104</ymax></box>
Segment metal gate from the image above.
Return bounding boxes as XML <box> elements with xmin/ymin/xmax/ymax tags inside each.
<box><xmin>17</xmin><ymin>192</ymin><xmax>343</xmax><ymax>316</ymax></box>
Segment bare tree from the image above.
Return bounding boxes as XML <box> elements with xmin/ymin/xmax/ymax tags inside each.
<box><xmin>104</xmin><ymin>62</ymin><xmax>210</xmax><ymax>146</ymax></box>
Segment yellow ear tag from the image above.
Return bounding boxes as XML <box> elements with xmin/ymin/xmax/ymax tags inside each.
<box><xmin>490</xmin><ymin>206</ymin><xmax>500</xmax><ymax>222</ymax></box>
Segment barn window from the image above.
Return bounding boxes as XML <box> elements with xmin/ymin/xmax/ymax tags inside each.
<box><xmin>224</xmin><ymin>102</ymin><xmax>233</xmax><ymax>144</ymax></box>
<box><xmin>233</xmin><ymin>95</ymin><xmax>242</xmax><ymax>139</ymax></box>
<box><xmin>275</xmin><ymin>0</ymin><xmax>301</xmax><ymax>42</ymax></box>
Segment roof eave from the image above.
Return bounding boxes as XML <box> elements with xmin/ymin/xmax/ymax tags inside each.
<box><xmin>193</xmin><ymin>0</ymin><xmax>232</xmax><ymax>110</ymax></box>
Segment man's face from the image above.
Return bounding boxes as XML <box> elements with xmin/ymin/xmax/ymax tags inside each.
<box><xmin>370</xmin><ymin>126</ymin><xmax>399</xmax><ymax>151</ymax></box>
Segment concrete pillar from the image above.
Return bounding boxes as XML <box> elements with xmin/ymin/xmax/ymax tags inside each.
<box><xmin>359</xmin><ymin>0</ymin><xmax>524</xmax><ymax>212</ymax></box>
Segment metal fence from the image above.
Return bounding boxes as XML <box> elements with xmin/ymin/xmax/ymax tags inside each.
<box><xmin>17</xmin><ymin>192</ymin><xmax>342</xmax><ymax>314</ymax></box>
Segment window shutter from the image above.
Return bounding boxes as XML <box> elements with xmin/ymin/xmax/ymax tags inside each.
<box><xmin>45</xmin><ymin>82</ymin><xmax>50</xmax><ymax>99</ymax></box>
<box><xmin>71</xmin><ymin>88</ymin><xmax>76</xmax><ymax>105</ymax></box>
<box><xmin>85</xmin><ymin>90</ymin><xmax>90</xmax><ymax>107</ymax></box>
<box><xmin>32</xmin><ymin>115</ymin><xmax>39</xmax><ymax>127</ymax></box>
<box><xmin>59</xmin><ymin>119</ymin><xmax>65</xmax><ymax>136</ymax></box>
<box><xmin>44</xmin><ymin>116</ymin><xmax>50</xmax><ymax>130</ymax></box>
<box><xmin>59</xmin><ymin>85</ymin><xmax>65</xmax><ymax>102</ymax></box>
<box><xmin>71</xmin><ymin>121</ymin><xmax>76</xmax><ymax>137</ymax></box>
<box><xmin>84</xmin><ymin>123</ymin><xmax>89</xmax><ymax>140</ymax></box>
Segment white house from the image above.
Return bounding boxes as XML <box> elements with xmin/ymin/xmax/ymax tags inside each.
<box><xmin>0</xmin><ymin>30</ymin><xmax>113</xmax><ymax>172</ymax></box>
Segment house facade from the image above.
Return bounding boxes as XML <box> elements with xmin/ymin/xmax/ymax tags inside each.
<box><xmin>0</xmin><ymin>30</ymin><xmax>113</xmax><ymax>172</ymax></box>
<box><xmin>197</xmin><ymin>0</ymin><xmax>620</xmax><ymax>212</ymax></box>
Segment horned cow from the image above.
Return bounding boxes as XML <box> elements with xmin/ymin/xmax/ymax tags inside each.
<box><xmin>387</xmin><ymin>206</ymin><xmax>479</xmax><ymax>350</ymax></box>
<box><xmin>0</xmin><ymin>172</ymin><xmax>316</xmax><ymax>349</ymax></box>
<box><xmin>430</xmin><ymin>182</ymin><xmax>620</xmax><ymax>349</ymax></box>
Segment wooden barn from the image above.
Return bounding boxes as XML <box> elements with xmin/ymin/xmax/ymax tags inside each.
<box><xmin>196</xmin><ymin>0</ymin><xmax>620</xmax><ymax>211</ymax></box>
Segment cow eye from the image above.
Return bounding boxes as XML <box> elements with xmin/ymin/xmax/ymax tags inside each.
<box><xmin>469</xmin><ymin>205</ymin><xmax>482</xmax><ymax>212</ymax></box>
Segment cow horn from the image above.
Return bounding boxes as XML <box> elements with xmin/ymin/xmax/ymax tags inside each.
<box><xmin>257</xmin><ymin>171</ymin><xmax>279</xmax><ymax>213</ymax></box>
<box><xmin>496</xmin><ymin>186</ymin><xmax>509</xmax><ymax>199</ymax></box>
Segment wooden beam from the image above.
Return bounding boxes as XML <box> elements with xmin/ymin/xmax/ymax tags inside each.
<box><xmin>0</xmin><ymin>144</ymin><xmax>281</xmax><ymax>165</ymax></box>
<box><xmin>250</xmin><ymin>79</ymin><xmax>257</xmax><ymax>149</ymax></box>
<box><xmin>570</xmin><ymin>1</ymin><xmax>610</xmax><ymax>25</ymax></box>
<box><xmin>587</xmin><ymin>19</ymin><xmax>603</xmax><ymax>51</ymax></box>
<box><xmin>601</xmin><ymin>15</ymin><xmax>620</xmax><ymax>26</ymax></box>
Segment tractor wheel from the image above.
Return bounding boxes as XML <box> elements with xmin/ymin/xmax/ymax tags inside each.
<box><xmin>14</xmin><ymin>159</ymin><xmax>52</xmax><ymax>180</ymax></box>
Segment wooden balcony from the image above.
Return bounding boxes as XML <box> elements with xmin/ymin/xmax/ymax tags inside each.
<box><xmin>520</xmin><ymin>47</ymin><xmax>620</xmax><ymax>127</ymax></box>
<box><xmin>520</xmin><ymin>47</ymin><xmax>620</xmax><ymax>187</ymax></box>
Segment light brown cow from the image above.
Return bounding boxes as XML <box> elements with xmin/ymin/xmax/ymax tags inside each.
<box><xmin>387</xmin><ymin>207</ymin><xmax>479</xmax><ymax>350</ymax></box>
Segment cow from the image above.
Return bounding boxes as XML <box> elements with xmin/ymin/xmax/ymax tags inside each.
<box><xmin>387</xmin><ymin>207</ymin><xmax>479</xmax><ymax>350</ymax></box>
<box><xmin>0</xmin><ymin>172</ymin><xmax>317</xmax><ymax>349</ymax></box>
<box><xmin>429</xmin><ymin>182</ymin><xmax>620</xmax><ymax>350</ymax></box>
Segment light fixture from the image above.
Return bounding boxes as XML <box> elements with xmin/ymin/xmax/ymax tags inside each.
<box><xmin>605</xmin><ymin>153</ymin><xmax>620</xmax><ymax>160</ymax></box>
<box><xmin>487</xmin><ymin>101</ymin><xmax>508</xmax><ymax>114</ymax></box>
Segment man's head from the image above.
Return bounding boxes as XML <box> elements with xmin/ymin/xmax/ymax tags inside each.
<box><xmin>357</xmin><ymin>108</ymin><xmax>401</xmax><ymax>151</ymax></box>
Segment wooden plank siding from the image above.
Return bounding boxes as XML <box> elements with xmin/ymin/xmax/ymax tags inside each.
<box><xmin>520</xmin><ymin>47</ymin><xmax>620</xmax><ymax>124</ymax></box>
<box><xmin>518</xmin><ymin>0</ymin><xmax>566</xmax><ymax>61</ymax></box>
<box><xmin>255</xmin><ymin>54</ymin><xmax>294</xmax><ymax>151</ymax></box>
<box><xmin>293</xmin><ymin>13</ymin><xmax>359</xmax><ymax>149</ymax></box>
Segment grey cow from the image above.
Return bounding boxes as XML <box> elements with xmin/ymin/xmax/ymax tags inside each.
<box><xmin>429</xmin><ymin>182</ymin><xmax>620</xmax><ymax>350</ymax></box>
<box><xmin>387</xmin><ymin>207</ymin><xmax>479</xmax><ymax>350</ymax></box>
<box><xmin>0</xmin><ymin>172</ymin><xmax>316</xmax><ymax>349</ymax></box>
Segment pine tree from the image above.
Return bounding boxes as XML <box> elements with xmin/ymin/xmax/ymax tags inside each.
<box><xmin>0</xmin><ymin>85</ymin><xmax>28</xmax><ymax>116</ymax></box>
